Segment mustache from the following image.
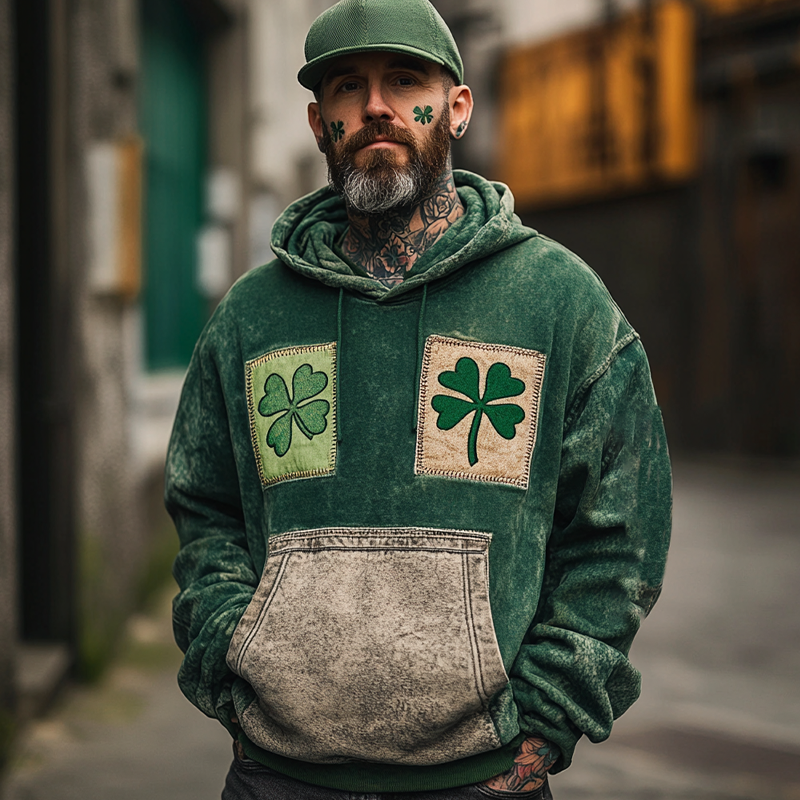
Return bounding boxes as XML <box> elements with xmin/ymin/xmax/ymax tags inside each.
<box><xmin>337</xmin><ymin>121</ymin><xmax>417</xmax><ymax>157</ymax></box>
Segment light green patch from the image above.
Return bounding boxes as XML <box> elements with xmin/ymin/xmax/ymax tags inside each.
<box><xmin>246</xmin><ymin>343</ymin><xmax>337</xmax><ymax>487</ymax></box>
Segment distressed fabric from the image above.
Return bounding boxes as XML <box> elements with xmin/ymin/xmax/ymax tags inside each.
<box><xmin>166</xmin><ymin>170</ymin><xmax>672</xmax><ymax>793</ymax></box>
<box><xmin>226</xmin><ymin>528</ymin><xmax>510</xmax><ymax>765</ymax></box>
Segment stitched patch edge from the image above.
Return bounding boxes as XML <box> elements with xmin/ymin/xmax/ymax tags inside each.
<box><xmin>268</xmin><ymin>526</ymin><xmax>493</xmax><ymax>553</ymax></box>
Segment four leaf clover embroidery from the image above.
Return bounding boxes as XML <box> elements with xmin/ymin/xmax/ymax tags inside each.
<box><xmin>432</xmin><ymin>357</ymin><xmax>525</xmax><ymax>466</ymax></box>
<box><xmin>258</xmin><ymin>364</ymin><xmax>330</xmax><ymax>458</ymax></box>
<box><xmin>413</xmin><ymin>105</ymin><xmax>433</xmax><ymax>125</ymax></box>
<box><xmin>330</xmin><ymin>120</ymin><xmax>345</xmax><ymax>142</ymax></box>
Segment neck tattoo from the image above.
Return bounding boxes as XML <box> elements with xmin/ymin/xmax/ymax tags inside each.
<box><xmin>342</xmin><ymin>169</ymin><xmax>464</xmax><ymax>288</ymax></box>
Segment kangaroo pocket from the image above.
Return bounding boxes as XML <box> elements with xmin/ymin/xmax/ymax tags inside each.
<box><xmin>226</xmin><ymin>527</ymin><xmax>510</xmax><ymax>766</ymax></box>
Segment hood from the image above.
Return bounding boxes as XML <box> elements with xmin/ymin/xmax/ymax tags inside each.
<box><xmin>270</xmin><ymin>170</ymin><xmax>537</xmax><ymax>301</ymax></box>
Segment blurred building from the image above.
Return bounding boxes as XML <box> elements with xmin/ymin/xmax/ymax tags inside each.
<box><xmin>0</xmin><ymin>0</ymin><xmax>259</xmax><ymax>766</ymax></box>
<box><xmin>0</xmin><ymin>0</ymin><xmax>342</xmax><ymax>771</ymax></box>
<box><xmin>439</xmin><ymin>0</ymin><xmax>800</xmax><ymax>457</ymax></box>
<box><xmin>2</xmin><ymin>0</ymin><xmax>799</xmax><ymax>776</ymax></box>
<box><xmin>247</xmin><ymin>0</ymin><xmax>331</xmax><ymax>265</ymax></box>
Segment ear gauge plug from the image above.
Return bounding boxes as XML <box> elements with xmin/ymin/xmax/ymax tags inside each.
<box><xmin>455</xmin><ymin>121</ymin><xmax>467</xmax><ymax>138</ymax></box>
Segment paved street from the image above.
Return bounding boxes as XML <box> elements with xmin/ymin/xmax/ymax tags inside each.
<box><xmin>4</xmin><ymin>460</ymin><xmax>800</xmax><ymax>800</ymax></box>
<box><xmin>556</xmin><ymin>461</ymin><xmax>800</xmax><ymax>799</ymax></box>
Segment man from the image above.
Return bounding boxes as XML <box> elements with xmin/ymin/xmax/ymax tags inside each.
<box><xmin>166</xmin><ymin>0</ymin><xmax>671</xmax><ymax>798</ymax></box>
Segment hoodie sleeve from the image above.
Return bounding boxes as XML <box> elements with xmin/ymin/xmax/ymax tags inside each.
<box><xmin>509</xmin><ymin>336</ymin><xmax>671</xmax><ymax>772</ymax></box>
<box><xmin>165</xmin><ymin>330</ymin><xmax>259</xmax><ymax>736</ymax></box>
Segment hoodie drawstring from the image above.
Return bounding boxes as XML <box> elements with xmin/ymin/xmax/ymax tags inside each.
<box><xmin>336</xmin><ymin>288</ymin><xmax>343</xmax><ymax>444</ymax></box>
<box><xmin>412</xmin><ymin>284</ymin><xmax>428</xmax><ymax>431</ymax></box>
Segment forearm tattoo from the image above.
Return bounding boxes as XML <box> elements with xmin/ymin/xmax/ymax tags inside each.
<box><xmin>482</xmin><ymin>736</ymin><xmax>558</xmax><ymax>792</ymax></box>
<box><xmin>342</xmin><ymin>169</ymin><xmax>463</xmax><ymax>287</ymax></box>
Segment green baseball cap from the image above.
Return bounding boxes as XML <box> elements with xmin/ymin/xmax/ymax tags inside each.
<box><xmin>298</xmin><ymin>0</ymin><xmax>463</xmax><ymax>91</ymax></box>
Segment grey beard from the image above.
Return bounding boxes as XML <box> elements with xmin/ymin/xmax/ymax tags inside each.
<box><xmin>333</xmin><ymin>162</ymin><xmax>426</xmax><ymax>215</ymax></box>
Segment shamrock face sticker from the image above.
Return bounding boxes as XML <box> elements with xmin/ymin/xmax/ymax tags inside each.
<box><xmin>258</xmin><ymin>364</ymin><xmax>330</xmax><ymax>457</ymax></box>
<box><xmin>330</xmin><ymin>120</ymin><xmax>345</xmax><ymax>142</ymax></box>
<box><xmin>432</xmin><ymin>358</ymin><xmax>525</xmax><ymax>466</ymax></box>
<box><xmin>413</xmin><ymin>105</ymin><xmax>433</xmax><ymax>125</ymax></box>
<box><xmin>416</xmin><ymin>336</ymin><xmax>546</xmax><ymax>488</ymax></box>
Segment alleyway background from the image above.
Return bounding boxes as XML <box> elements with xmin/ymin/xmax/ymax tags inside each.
<box><xmin>4</xmin><ymin>0</ymin><xmax>800</xmax><ymax>797</ymax></box>
<box><xmin>4</xmin><ymin>459</ymin><xmax>800</xmax><ymax>800</ymax></box>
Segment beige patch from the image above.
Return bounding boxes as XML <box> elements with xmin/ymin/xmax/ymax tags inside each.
<box><xmin>416</xmin><ymin>335</ymin><xmax>546</xmax><ymax>489</ymax></box>
<box><xmin>226</xmin><ymin>527</ymin><xmax>510</xmax><ymax>766</ymax></box>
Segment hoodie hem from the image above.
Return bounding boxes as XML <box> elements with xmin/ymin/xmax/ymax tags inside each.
<box><xmin>237</xmin><ymin>733</ymin><xmax>523</xmax><ymax>792</ymax></box>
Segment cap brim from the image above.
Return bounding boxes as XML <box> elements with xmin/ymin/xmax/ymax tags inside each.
<box><xmin>298</xmin><ymin>43</ymin><xmax>456</xmax><ymax>91</ymax></box>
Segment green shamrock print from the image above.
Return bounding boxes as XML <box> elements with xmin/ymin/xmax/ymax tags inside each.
<box><xmin>258</xmin><ymin>364</ymin><xmax>330</xmax><ymax>458</ymax></box>
<box><xmin>413</xmin><ymin>105</ymin><xmax>433</xmax><ymax>125</ymax></box>
<box><xmin>432</xmin><ymin>357</ymin><xmax>525</xmax><ymax>466</ymax></box>
<box><xmin>330</xmin><ymin>120</ymin><xmax>345</xmax><ymax>142</ymax></box>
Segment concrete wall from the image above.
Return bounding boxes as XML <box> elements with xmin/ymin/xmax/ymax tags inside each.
<box><xmin>207</xmin><ymin>0</ymin><xmax>252</xmax><ymax>282</ymax></box>
<box><xmin>69</xmin><ymin>0</ymin><xmax>256</xmax><ymax>674</ymax></box>
<box><xmin>247</xmin><ymin>0</ymin><xmax>332</xmax><ymax>268</ymax></box>
<box><xmin>64</xmin><ymin>0</ymin><xmax>144</xmax><ymax>677</ymax></box>
<box><xmin>3</xmin><ymin>0</ymin><xmax>255</xmax><ymax>715</ymax></box>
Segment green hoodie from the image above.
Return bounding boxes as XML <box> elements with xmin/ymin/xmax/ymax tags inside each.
<box><xmin>166</xmin><ymin>171</ymin><xmax>671</xmax><ymax>793</ymax></box>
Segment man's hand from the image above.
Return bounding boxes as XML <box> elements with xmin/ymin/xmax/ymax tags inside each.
<box><xmin>482</xmin><ymin>736</ymin><xmax>557</xmax><ymax>792</ymax></box>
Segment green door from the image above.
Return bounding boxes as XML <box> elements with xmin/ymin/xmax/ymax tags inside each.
<box><xmin>139</xmin><ymin>0</ymin><xmax>208</xmax><ymax>370</ymax></box>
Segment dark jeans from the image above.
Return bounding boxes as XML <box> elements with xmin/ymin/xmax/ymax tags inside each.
<box><xmin>222</xmin><ymin>747</ymin><xmax>554</xmax><ymax>800</ymax></box>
